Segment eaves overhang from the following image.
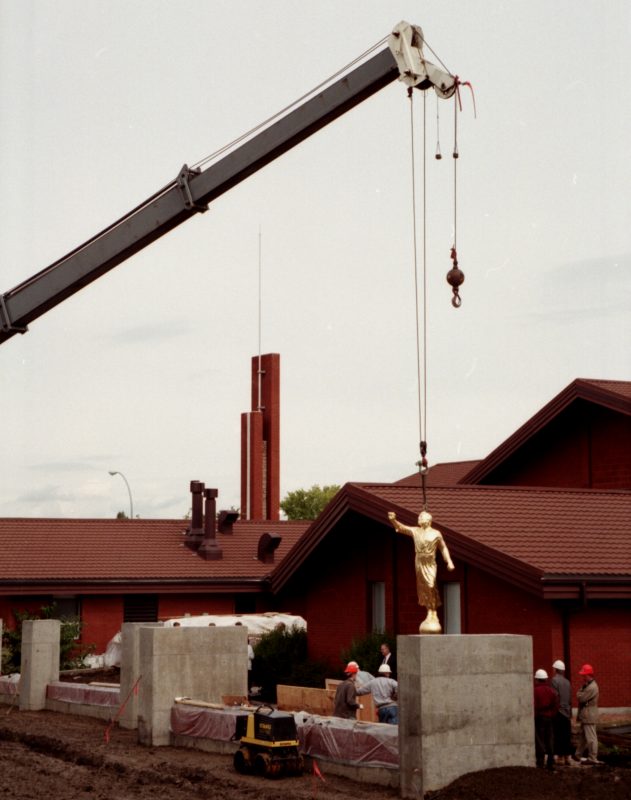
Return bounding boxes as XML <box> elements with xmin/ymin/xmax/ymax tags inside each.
<box><xmin>0</xmin><ymin>576</ymin><xmax>270</xmax><ymax>596</ymax></box>
<box><xmin>270</xmin><ymin>483</ymin><xmax>631</xmax><ymax>602</ymax></box>
<box><xmin>541</xmin><ymin>574</ymin><xmax>631</xmax><ymax>601</ymax></box>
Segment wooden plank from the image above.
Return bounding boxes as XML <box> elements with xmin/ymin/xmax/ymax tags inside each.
<box><xmin>276</xmin><ymin>685</ymin><xmax>334</xmax><ymax>716</ymax></box>
<box><xmin>277</xmin><ymin>681</ymin><xmax>377</xmax><ymax>721</ymax></box>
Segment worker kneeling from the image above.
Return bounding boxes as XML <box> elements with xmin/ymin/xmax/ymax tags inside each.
<box><xmin>357</xmin><ymin>664</ymin><xmax>399</xmax><ymax>724</ymax></box>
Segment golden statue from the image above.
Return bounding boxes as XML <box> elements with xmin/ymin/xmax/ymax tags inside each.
<box><xmin>388</xmin><ymin>510</ymin><xmax>455</xmax><ymax>634</ymax></box>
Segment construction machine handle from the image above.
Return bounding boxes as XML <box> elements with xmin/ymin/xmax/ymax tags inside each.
<box><xmin>254</xmin><ymin>704</ymin><xmax>275</xmax><ymax>716</ymax></box>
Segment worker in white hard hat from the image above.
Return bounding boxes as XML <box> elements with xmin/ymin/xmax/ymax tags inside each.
<box><xmin>551</xmin><ymin>659</ymin><xmax>572</xmax><ymax>765</ymax></box>
<box><xmin>533</xmin><ymin>668</ymin><xmax>559</xmax><ymax>770</ymax></box>
<box><xmin>356</xmin><ymin>663</ymin><xmax>399</xmax><ymax>724</ymax></box>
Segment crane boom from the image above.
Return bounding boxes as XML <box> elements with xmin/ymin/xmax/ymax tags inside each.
<box><xmin>0</xmin><ymin>21</ymin><xmax>456</xmax><ymax>345</ymax></box>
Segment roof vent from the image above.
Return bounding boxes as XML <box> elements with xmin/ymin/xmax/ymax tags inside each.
<box><xmin>257</xmin><ymin>532</ymin><xmax>282</xmax><ymax>564</ymax></box>
<box><xmin>218</xmin><ymin>510</ymin><xmax>239</xmax><ymax>534</ymax></box>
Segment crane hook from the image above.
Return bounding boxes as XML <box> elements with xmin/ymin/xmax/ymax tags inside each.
<box><xmin>446</xmin><ymin>247</ymin><xmax>465</xmax><ymax>308</ymax></box>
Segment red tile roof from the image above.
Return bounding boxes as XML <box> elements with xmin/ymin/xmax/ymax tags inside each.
<box><xmin>461</xmin><ymin>378</ymin><xmax>631</xmax><ymax>484</ymax></box>
<box><xmin>395</xmin><ymin>461</ymin><xmax>481</xmax><ymax>487</ymax></box>
<box><xmin>580</xmin><ymin>379</ymin><xmax>631</xmax><ymax>401</ymax></box>
<box><xmin>0</xmin><ymin>518</ymin><xmax>309</xmax><ymax>590</ymax></box>
<box><xmin>271</xmin><ymin>482</ymin><xmax>631</xmax><ymax>599</ymax></box>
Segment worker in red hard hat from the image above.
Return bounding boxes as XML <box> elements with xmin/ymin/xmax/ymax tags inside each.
<box><xmin>332</xmin><ymin>662</ymin><xmax>361</xmax><ymax>719</ymax></box>
<box><xmin>572</xmin><ymin>664</ymin><xmax>600</xmax><ymax>765</ymax></box>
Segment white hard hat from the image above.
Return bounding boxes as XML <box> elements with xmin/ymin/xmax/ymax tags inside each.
<box><xmin>378</xmin><ymin>663</ymin><xmax>392</xmax><ymax>674</ymax></box>
<box><xmin>552</xmin><ymin>660</ymin><xmax>565</xmax><ymax>671</ymax></box>
<box><xmin>535</xmin><ymin>669</ymin><xmax>548</xmax><ymax>680</ymax></box>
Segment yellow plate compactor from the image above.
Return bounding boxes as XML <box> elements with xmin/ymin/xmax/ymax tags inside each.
<box><xmin>233</xmin><ymin>704</ymin><xmax>304</xmax><ymax>778</ymax></box>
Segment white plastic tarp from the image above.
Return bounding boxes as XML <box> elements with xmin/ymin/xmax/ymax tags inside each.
<box><xmin>163</xmin><ymin>612</ymin><xmax>306</xmax><ymax>634</ymax></box>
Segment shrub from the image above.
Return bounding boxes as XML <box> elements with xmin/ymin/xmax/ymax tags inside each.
<box><xmin>340</xmin><ymin>630</ymin><xmax>397</xmax><ymax>676</ymax></box>
<box><xmin>252</xmin><ymin>624</ymin><xmax>328</xmax><ymax>702</ymax></box>
<box><xmin>1</xmin><ymin>604</ymin><xmax>95</xmax><ymax>673</ymax></box>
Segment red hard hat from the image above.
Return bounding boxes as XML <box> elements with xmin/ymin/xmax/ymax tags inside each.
<box><xmin>578</xmin><ymin>663</ymin><xmax>594</xmax><ymax>676</ymax></box>
<box><xmin>344</xmin><ymin>662</ymin><xmax>359</xmax><ymax>674</ymax></box>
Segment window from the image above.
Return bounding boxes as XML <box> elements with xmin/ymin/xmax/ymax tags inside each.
<box><xmin>52</xmin><ymin>596</ymin><xmax>80</xmax><ymax>621</ymax></box>
<box><xmin>52</xmin><ymin>596</ymin><xmax>81</xmax><ymax>639</ymax></box>
<box><xmin>234</xmin><ymin>594</ymin><xmax>257</xmax><ymax>614</ymax></box>
<box><xmin>443</xmin><ymin>582</ymin><xmax>461</xmax><ymax>634</ymax></box>
<box><xmin>123</xmin><ymin>594</ymin><xmax>158</xmax><ymax>622</ymax></box>
<box><xmin>370</xmin><ymin>581</ymin><xmax>386</xmax><ymax>633</ymax></box>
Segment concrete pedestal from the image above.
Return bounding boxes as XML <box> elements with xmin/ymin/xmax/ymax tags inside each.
<box><xmin>398</xmin><ymin>634</ymin><xmax>534</xmax><ymax>798</ymax></box>
<box><xmin>137</xmin><ymin>625</ymin><xmax>248</xmax><ymax>746</ymax></box>
<box><xmin>19</xmin><ymin>619</ymin><xmax>60</xmax><ymax>711</ymax></box>
<box><xmin>119</xmin><ymin>622</ymin><xmax>163</xmax><ymax>730</ymax></box>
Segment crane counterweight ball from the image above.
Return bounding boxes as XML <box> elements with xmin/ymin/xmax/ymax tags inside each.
<box><xmin>446</xmin><ymin>266</ymin><xmax>465</xmax><ymax>288</ymax></box>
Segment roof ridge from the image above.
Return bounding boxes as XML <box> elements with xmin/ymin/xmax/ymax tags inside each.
<box><xmin>350</xmin><ymin>481</ymin><xmax>631</xmax><ymax>497</ymax></box>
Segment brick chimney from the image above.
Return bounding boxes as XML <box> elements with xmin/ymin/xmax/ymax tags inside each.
<box><xmin>240</xmin><ymin>353</ymin><xmax>280</xmax><ymax>520</ymax></box>
<box><xmin>198</xmin><ymin>488</ymin><xmax>223</xmax><ymax>560</ymax></box>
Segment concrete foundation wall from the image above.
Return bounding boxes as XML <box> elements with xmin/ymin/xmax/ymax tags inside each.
<box><xmin>137</xmin><ymin>625</ymin><xmax>248</xmax><ymax>746</ymax></box>
<box><xmin>398</xmin><ymin>634</ymin><xmax>534</xmax><ymax>798</ymax></box>
<box><xmin>19</xmin><ymin>619</ymin><xmax>60</xmax><ymax>711</ymax></box>
<box><xmin>45</xmin><ymin>697</ymin><xmax>115</xmax><ymax>720</ymax></box>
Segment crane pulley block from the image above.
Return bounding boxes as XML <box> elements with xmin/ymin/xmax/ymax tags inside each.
<box><xmin>388</xmin><ymin>20</ymin><xmax>456</xmax><ymax>98</ymax></box>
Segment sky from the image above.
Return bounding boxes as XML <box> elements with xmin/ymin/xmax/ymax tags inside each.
<box><xmin>1</xmin><ymin>0</ymin><xmax>629</xmax><ymax>520</ymax></box>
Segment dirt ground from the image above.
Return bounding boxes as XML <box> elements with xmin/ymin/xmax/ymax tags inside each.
<box><xmin>0</xmin><ymin>709</ymin><xmax>629</xmax><ymax>800</ymax></box>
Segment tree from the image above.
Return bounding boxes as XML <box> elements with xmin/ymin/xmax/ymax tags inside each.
<box><xmin>280</xmin><ymin>484</ymin><xmax>341</xmax><ymax>520</ymax></box>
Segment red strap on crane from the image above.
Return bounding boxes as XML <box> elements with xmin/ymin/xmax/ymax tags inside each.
<box><xmin>454</xmin><ymin>77</ymin><xmax>477</xmax><ymax>118</ymax></box>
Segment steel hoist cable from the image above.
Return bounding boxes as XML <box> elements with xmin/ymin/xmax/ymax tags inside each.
<box><xmin>191</xmin><ymin>36</ymin><xmax>389</xmax><ymax>172</ymax></box>
<box><xmin>408</xmin><ymin>88</ymin><xmax>430</xmax><ymax>510</ymax></box>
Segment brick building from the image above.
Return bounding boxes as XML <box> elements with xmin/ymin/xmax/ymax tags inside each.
<box><xmin>1</xmin><ymin>377</ymin><xmax>629</xmax><ymax>708</ymax></box>
<box><xmin>271</xmin><ymin>379</ymin><xmax>631</xmax><ymax>708</ymax></box>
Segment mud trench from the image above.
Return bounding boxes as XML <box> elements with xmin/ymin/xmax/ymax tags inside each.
<box><xmin>0</xmin><ymin>711</ymin><xmax>630</xmax><ymax>800</ymax></box>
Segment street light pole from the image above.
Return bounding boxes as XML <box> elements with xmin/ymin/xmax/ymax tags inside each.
<box><xmin>108</xmin><ymin>470</ymin><xmax>134</xmax><ymax>519</ymax></box>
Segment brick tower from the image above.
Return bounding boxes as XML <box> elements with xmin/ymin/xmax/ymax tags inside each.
<box><xmin>240</xmin><ymin>353</ymin><xmax>280</xmax><ymax>520</ymax></box>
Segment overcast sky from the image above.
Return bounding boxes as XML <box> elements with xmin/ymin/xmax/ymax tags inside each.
<box><xmin>1</xmin><ymin>0</ymin><xmax>629</xmax><ymax>519</ymax></box>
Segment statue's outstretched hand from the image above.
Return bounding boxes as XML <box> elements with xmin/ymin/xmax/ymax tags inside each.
<box><xmin>387</xmin><ymin>512</ymin><xmax>396</xmax><ymax>521</ymax></box>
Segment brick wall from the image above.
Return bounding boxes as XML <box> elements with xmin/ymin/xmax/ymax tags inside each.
<box><xmin>81</xmin><ymin>596</ymin><xmax>124</xmax><ymax>653</ymax></box>
<box><xmin>568</xmin><ymin>605</ymin><xmax>631</xmax><ymax>708</ymax></box>
<box><xmin>464</xmin><ymin>565</ymin><xmax>558</xmax><ymax>664</ymax></box>
<box><xmin>278</xmin><ymin>514</ymin><xmax>385</xmax><ymax>669</ymax></box>
<box><xmin>483</xmin><ymin>402</ymin><xmax>631</xmax><ymax>489</ymax></box>
<box><xmin>281</xmin><ymin>537</ymin><xmax>630</xmax><ymax>708</ymax></box>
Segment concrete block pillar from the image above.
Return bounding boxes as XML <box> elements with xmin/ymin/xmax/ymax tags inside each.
<box><xmin>19</xmin><ymin>619</ymin><xmax>60</xmax><ymax>711</ymax></box>
<box><xmin>398</xmin><ymin>634</ymin><xmax>534</xmax><ymax>798</ymax></box>
<box><xmin>119</xmin><ymin>622</ymin><xmax>163</xmax><ymax>730</ymax></box>
<box><xmin>137</xmin><ymin>625</ymin><xmax>248</xmax><ymax>746</ymax></box>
